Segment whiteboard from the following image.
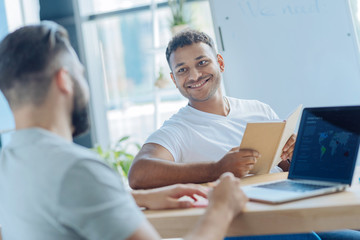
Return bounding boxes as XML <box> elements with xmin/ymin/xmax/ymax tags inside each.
<box><xmin>209</xmin><ymin>0</ymin><xmax>360</xmax><ymax>118</ymax></box>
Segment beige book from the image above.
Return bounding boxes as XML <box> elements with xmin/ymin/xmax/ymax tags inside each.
<box><xmin>240</xmin><ymin>105</ymin><xmax>303</xmax><ymax>175</ymax></box>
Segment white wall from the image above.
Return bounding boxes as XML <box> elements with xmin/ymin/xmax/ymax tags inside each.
<box><xmin>210</xmin><ymin>0</ymin><xmax>360</xmax><ymax>118</ymax></box>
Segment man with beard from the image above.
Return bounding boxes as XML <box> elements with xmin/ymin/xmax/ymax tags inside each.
<box><xmin>0</xmin><ymin>22</ymin><xmax>248</xmax><ymax>240</ymax></box>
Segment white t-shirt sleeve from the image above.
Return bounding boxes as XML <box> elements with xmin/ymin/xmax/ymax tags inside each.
<box><xmin>260</xmin><ymin>101</ymin><xmax>279</xmax><ymax>120</ymax></box>
<box><xmin>57</xmin><ymin>159</ymin><xmax>145</xmax><ymax>240</ymax></box>
<box><xmin>145</xmin><ymin>125</ymin><xmax>184</xmax><ymax>162</ymax></box>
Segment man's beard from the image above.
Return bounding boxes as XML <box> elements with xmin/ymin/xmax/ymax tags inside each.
<box><xmin>71</xmin><ymin>80</ymin><xmax>90</xmax><ymax>138</ymax></box>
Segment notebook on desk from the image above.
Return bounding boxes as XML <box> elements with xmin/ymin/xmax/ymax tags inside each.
<box><xmin>242</xmin><ymin>106</ymin><xmax>360</xmax><ymax>204</ymax></box>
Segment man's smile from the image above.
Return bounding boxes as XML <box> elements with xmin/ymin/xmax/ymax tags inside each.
<box><xmin>186</xmin><ymin>76</ymin><xmax>211</xmax><ymax>89</ymax></box>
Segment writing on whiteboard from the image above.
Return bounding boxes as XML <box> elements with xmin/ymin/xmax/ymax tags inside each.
<box><xmin>237</xmin><ymin>0</ymin><xmax>321</xmax><ymax>18</ymax></box>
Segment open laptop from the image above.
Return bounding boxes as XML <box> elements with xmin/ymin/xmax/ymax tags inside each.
<box><xmin>242</xmin><ymin>106</ymin><xmax>360</xmax><ymax>204</ymax></box>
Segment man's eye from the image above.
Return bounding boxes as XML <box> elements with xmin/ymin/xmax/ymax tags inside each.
<box><xmin>178</xmin><ymin>68</ymin><xmax>186</xmax><ymax>73</ymax></box>
<box><xmin>199</xmin><ymin>60</ymin><xmax>208</xmax><ymax>65</ymax></box>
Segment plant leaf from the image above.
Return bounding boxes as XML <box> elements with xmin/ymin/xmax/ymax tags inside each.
<box><xmin>118</xmin><ymin>136</ymin><xmax>130</xmax><ymax>143</ymax></box>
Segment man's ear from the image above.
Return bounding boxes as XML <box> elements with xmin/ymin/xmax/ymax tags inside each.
<box><xmin>170</xmin><ymin>72</ymin><xmax>177</xmax><ymax>88</ymax></box>
<box><xmin>217</xmin><ymin>54</ymin><xmax>225</xmax><ymax>72</ymax></box>
<box><xmin>55</xmin><ymin>68</ymin><xmax>73</xmax><ymax>95</ymax></box>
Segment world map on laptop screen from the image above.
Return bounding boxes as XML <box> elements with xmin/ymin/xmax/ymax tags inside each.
<box><xmin>289</xmin><ymin>107</ymin><xmax>360</xmax><ymax>184</ymax></box>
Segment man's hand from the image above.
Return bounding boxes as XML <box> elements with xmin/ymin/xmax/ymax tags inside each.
<box><xmin>215</xmin><ymin>148</ymin><xmax>260</xmax><ymax>178</ymax></box>
<box><xmin>281</xmin><ymin>134</ymin><xmax>297</xmax><ymax>161</ymax></box>
<box><xmin>208</xmin><ymin>172</ymin><xmax>248</xmax><ymax>217</ymax></box>
<box><xmin>184</xmin><ymin>172</ymin><xmax>248</xmax><ymax>240</ymax></box>
<box><xmin>277</xmin><ymin>134</ymin><xmax>297</xmax><ymax>171</ymax></box>
<box><xmin>132</xmin><ymin>184</ymin><xmax>208</xmax><ymax>210</ymax></box>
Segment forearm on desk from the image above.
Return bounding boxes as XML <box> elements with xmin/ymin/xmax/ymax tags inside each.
<box><xmin>128</xmin><ymin>158</ymin><xmax>219</xmax><ymax>189</ymax></box>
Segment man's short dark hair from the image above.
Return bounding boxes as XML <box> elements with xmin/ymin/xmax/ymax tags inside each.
<box><xmin>165</xmin><ymin>29</ymin><xmax>217</xmax><ymax>69</ymax></box>
<box><xmin>0</xmin><ymin>21</ymin><xmax>71</xmax><ymax>109</ymax></box>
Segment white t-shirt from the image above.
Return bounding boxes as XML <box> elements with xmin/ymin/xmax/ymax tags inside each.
<box><xmin>0</xmin><ymin>128</ymin><xmax>145</xmax><ymax>240</ymax></box>
<box><xmin>146</xmin><ymin>97</ymin><xmax>279</xmax><ymax>163</ymax></box>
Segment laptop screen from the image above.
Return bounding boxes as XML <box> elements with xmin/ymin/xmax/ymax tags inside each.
<box><xmin>289</xmin><ymin>106</ymin><xmax>360</xmax><ymax>184</ymax></box>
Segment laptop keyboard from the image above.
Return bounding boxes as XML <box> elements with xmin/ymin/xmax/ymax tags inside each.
<box><xmin>256</xmin><ymin>181</ymin><xmax>331</xmax><ymax>192</ymax></box>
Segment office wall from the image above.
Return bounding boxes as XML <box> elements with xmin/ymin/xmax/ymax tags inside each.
<box><xmin>210</xmin><ymin>0</ymin><xmax>360</xmax><ymax>118</ymax></box>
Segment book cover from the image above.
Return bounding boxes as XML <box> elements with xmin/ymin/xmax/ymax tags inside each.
<box><xmin>240</xmin><ymin>105</ymin><xmax>303</xmax><ymax>175</ymax></box>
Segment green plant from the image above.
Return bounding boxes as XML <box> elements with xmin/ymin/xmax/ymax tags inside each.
<box><xmin>93</xmin><ymin>136</ymin><xmax>141</xmax><ymax>178</ymax></box>
<box><xmin>168</xmin><ymin>0</ymin><xmax>189</xmax><ymax>27</ymax></box>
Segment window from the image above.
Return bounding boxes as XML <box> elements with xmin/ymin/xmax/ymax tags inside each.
<box><xmin>78</xmin><ymin>0</ymin><xmax>360</xmax><ymax>148</ymax></box>
<box><xmin>78</xmin><ymin>0</ymin><xmax>215</xmax><ymax>146</ymax></box>
<box><xmin>1</xmin><ymin>0</ymin><xmax>39</xmax><ymax>148</ymax></box>
<box><xmin>78</xmin><ymin>0</ymin><xmax>155</xmax><ymax>16</ymax></box>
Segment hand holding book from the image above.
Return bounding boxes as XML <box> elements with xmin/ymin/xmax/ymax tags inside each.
<box><xmin>281</xmin><ymin>133</ymin><xmax>297</xmax><ymax>161</ymax></box>
<box><xmin>239</xmin><ymin>105</ymin><xmax>302</xmax><ymax>175</ymax></box>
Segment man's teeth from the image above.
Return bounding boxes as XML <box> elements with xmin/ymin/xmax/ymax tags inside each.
<box><xmin>189</xmin><ymin>79</ymin><xmax>207</xmax><ymax>88</ymax></box>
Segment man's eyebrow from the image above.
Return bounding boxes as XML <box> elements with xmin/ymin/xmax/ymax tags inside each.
<box><xmin>195</xmin><ymin>55</ymin><xmax>206</xmax><ymax>60</ymax></box>
<box><xmin>174</xmin><ymin>55</ymin><xmax>207</xmax><ymax>69</ymax></box>
<box><xmin>174</xmin><ymin>62</ymin><xmax>185</xmax><ymax>69</ymax></box>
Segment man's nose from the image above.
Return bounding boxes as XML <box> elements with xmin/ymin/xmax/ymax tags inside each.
<box><xmin>188</xmin><ymin>68</ymin><xmax>202</xmax><ymax>81</ymax></box>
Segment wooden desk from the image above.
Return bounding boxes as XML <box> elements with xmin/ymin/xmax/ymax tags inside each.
<box><xmin>145</xmin><ymin>168</ymin><xmax>360</xmax><ymax>238</ymax></box>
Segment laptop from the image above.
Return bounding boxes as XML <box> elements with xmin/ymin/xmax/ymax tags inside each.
<box><xmin>242</xmin><ymin>106</ymin><xmax>360</xmax><ymax>204</ymax></box>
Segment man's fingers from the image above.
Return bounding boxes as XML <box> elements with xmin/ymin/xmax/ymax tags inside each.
<box><xmin>238</xmin><ymin>156</ymin><xmax>258</xmax><ymax>165</ymax></box>
<box><xmin>219</xmin><ymin>172</ymin><xmax>243</xmax><ymax>186</ymax></box>
<box><xmin>171</xmin><ymin>184</ymin><xmax>209</xmax><ymax>199</ymax></box>
<box><xmin>231</xmin><ymin>148</ymin><xmax>260</xmax><ymax>158</ymax></box>
<box><xmin>281</xmin><ymin>145</ymin><xmax>295</xmax><ymax>160</ymax></box>
<box><xmin>166</xmin><ymin>199</ymin><xmax>193</xmax><ymax>209</ymax></box>
<box><xmin>287</xmin><ymin>147</ymin><xmax>295</xmax><ymax>154</ymax></box>
<box><xmin>238</xmin><ymin>149</ymin><xmax>261</xmax><ymax>157</ymax></box>
<box><xmin>220</xmin><ymin>172</ymin><xmax>235</xmax><ymax>180</ymax></box>
<box><xmin>283</xmin><ymin>134</ymin><xmax>297</xmax><ymax>151</ymax></box>
<box><xmin>243</xmin><ymin>164</ymin><xmax>254</xmax><ymax>172</ymax></box>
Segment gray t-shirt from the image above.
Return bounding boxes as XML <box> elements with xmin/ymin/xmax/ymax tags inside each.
<box><xmin>0</xmin><ymin>128</ymin><xmax>145</xmax><ymax>240</ymax></box>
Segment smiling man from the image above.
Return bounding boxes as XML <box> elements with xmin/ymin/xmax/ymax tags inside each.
<box><xmin>129</xmin><ymin>29</ymin><xmax>296</xmax><ymax>190</ymax></box>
